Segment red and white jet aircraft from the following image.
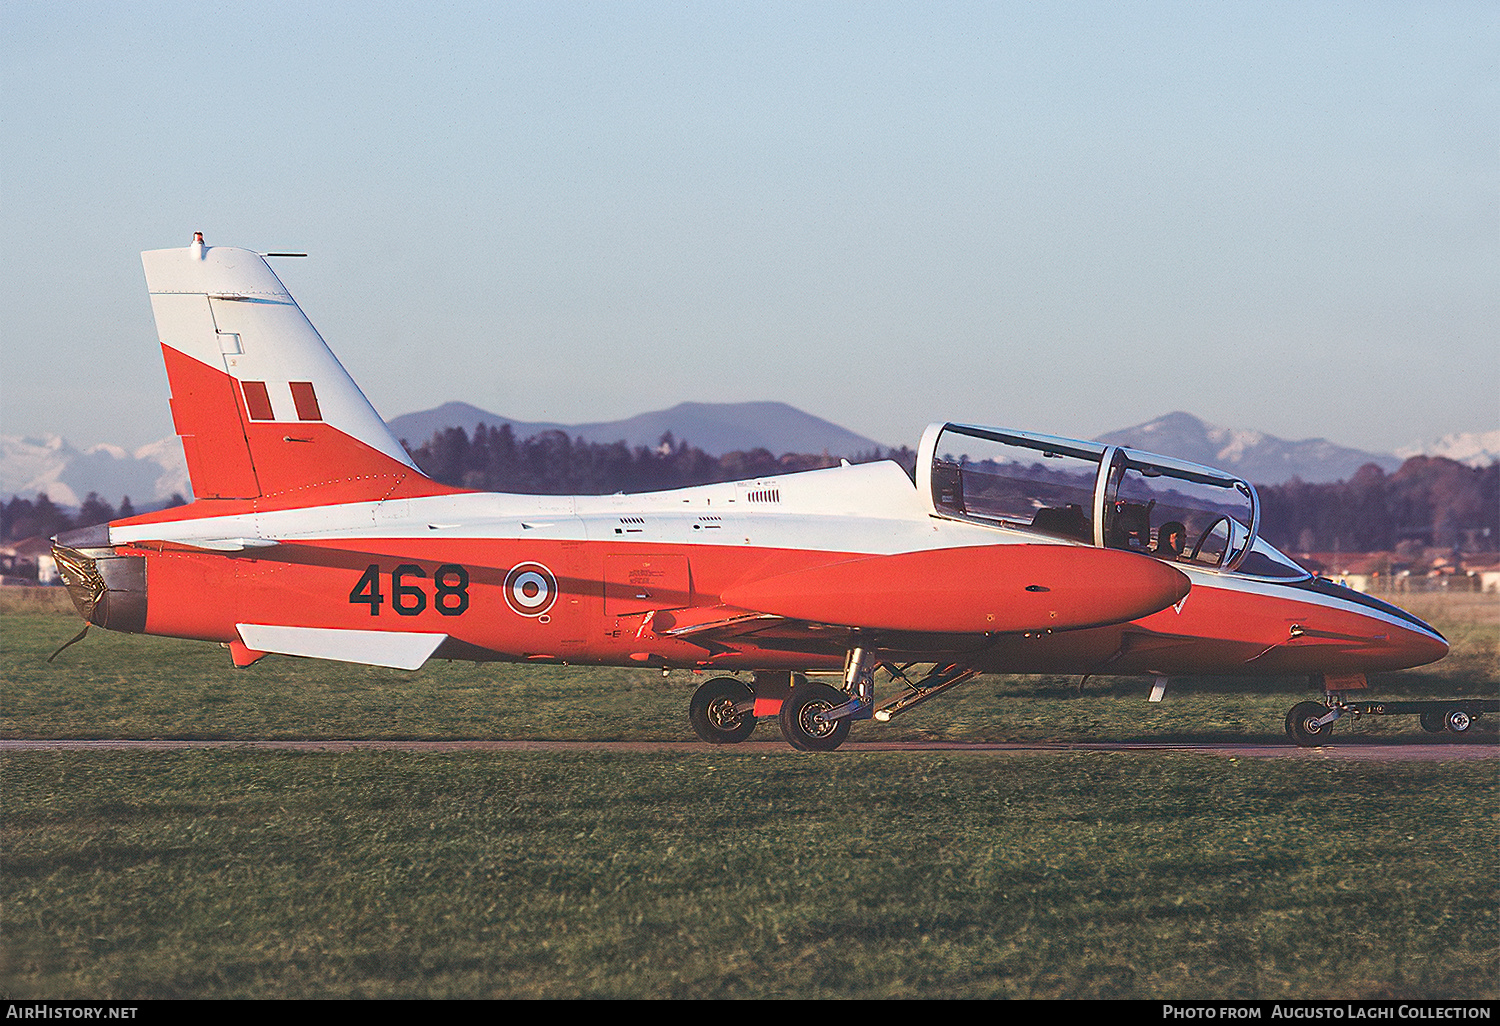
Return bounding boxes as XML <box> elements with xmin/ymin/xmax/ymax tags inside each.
<box><xmin>53</xmin><ymin>238</ymin><xmax>1450</xmax><ymax>750</ymax></box>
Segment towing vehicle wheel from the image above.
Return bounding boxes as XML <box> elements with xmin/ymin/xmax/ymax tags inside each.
<box><xmin>1444</xmin><ymin>709</ymin><xmax>1473</xmax><ymax>734</ymax></box>
<box><xmin>1419</xmin><ymin>711</ymin><xmax>1447</xmax><ymax>733</ymax></box>
<box><xmin>778</xmin><ymin>681</ymin><xmax>852</xmax><ymax>752</ymax></box>
<box><xmin>689</xmin><ymin>677</ymin><xmax>756</xmax><ymax>744</ymax></box>
<box><xmin>1286</xmin><ymin>701</ymin><xmax>1333</xmax><ymax>747</ymax></box>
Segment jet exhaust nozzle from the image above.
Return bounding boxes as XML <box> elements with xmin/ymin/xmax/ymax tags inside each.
<box><xmin>51</xmin><ymin>528</ymin><xmax>147</xmax><ymax>634</ymax></box>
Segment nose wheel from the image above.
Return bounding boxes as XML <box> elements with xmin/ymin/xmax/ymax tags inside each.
<box><xmin>1287</xmin><ymin>697</ymin><xmax>1495</xmax><ymax>745</ymax></box>
<box><xmin>1444</xmin><ymin>709</ymin><xmax>1472</xmax><ymax>734</ymax></box>
<box><xmin>1286</xmin><ymin>701</ymin><xmax>1337</xmax><ymax>746</ymax></box>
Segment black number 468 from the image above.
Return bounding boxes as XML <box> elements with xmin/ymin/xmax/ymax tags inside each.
<box><xmin>349</xmin><ymin>563</ymin><xmax>470</xmax><ymax>616</ymax></box>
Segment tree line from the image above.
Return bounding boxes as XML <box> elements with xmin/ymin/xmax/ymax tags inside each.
<box><xmin>406</xmin><ymin>427</ymin><xmax>1497</xmax><ymax>555</ymax></box>
<box><xmin>405</xmin><ymin>423</ymin><xmax>919</xmax><ymax>497</ymax></box>
<box><xmin>1255</xmin><ymin>456</ymin><xmax>1497</xmax><ymax>554</ymax></box>
<box><xmin>4</xmin><ymin>424</ymin><xmax>1495</xmax><ymax>557</ymax></box>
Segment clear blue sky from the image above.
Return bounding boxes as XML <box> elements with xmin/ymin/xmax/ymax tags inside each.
<box><xmin>2</xmin><ymin>1</ymin><xmax>1495</xmax><ymax>453</ymax></box>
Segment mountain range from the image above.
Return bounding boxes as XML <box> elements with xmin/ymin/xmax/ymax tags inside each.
<box><xmin>4</xmin><ymin>406</ymin><xmax>1495</xmax><ymax>507</ymax></box>
<box><xmin>0</xmin><ymin>435</ymin><xmax>190</xmax><ymax>509</ymax></box>
<box><xmin>386</xmin><ymin>401</ymin><xmax>885</xmax><ymax>460</ymax></box>
<box><xmin>1096</xmin><ymin>412</ymin><xmax>1404</xmax><ymax>485</ymax></box>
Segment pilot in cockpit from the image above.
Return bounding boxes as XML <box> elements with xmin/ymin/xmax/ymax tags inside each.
<box><xmin>1155</xmin><ymin>520</ymin><xmax>1187</xmax><ymax>560</ymax></box>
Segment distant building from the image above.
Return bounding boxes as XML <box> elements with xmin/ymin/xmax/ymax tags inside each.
<box><xmin>0</xmin><ymin>535</ymin><xmax>59</xmax><ymax>584</ymax></box>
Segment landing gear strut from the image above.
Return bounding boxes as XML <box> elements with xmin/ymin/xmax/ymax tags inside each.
<box><xmin>777</xmin><ymin>647</ymin><xmax>878</xmax><ymax>752</ymax></box>
<box><xmin>775</xmin><ymin>651</ymin><xmax>982</xmax><ymax>752</ymax></box>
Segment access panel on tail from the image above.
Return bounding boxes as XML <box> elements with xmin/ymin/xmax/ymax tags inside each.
<box><xmin>142</xmin><ymin>238</ymin><xmax>451</xmax><ymax>506</ymax></box>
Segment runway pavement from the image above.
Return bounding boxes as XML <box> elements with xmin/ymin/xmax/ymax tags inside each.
<box><xmin>2</xmin><ymin>738</ymin><xmax>1495</xmax><ymax>760</ymax></box>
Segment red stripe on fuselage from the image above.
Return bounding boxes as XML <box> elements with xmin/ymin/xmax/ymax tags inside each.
<box><xmin>133</xmin><ymin>537</ymin><xmax>864</xmax><ymax>669</ymax></box>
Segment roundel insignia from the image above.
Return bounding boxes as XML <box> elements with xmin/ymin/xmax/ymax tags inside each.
<box><xmin>504</xmin><ymin>562</ymin><xmax>559</xmax><ymax>617</ymax></box>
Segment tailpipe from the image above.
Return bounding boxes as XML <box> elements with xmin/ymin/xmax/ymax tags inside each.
<box><xmin>51</xmin><ymin>525</ymin><xmax>147</xmax><ymax>634</ymax></box>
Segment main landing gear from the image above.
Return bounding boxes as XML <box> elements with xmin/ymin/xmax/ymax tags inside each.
<box><xmin>687</xmin><ymin>676</ymin><xmax>757</xmax><ymax>744</ymax></box>
<box><xmin>685</xmin><ymin>652</ymin><xmax>981</xmax><ymax>752</ymax></box>
<box><xmin>778</xmin><ymin>681</ymin><xmax>852</xmax><ymax>752</ymax></box>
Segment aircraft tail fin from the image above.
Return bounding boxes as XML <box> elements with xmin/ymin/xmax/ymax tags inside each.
<box><xmin>141</xmin><ymin>238</ymin><xmax>454</xmax><ymax>505</ymax></box>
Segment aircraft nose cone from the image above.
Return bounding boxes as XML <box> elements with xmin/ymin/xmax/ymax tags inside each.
<box><xmin>1355</xmin><ymin>591</ymin><xmax>1448</xmax><ymax>670</ymax></box>
<box><xmin>1394</xmin><ymin>621</ymin><xmax>1449</xmax><ymax>669</ymax></box>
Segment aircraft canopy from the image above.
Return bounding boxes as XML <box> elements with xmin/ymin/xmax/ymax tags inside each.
<box><xmin>917</xmin><ymin>422</ymin><xmax>1309</xmax><ymax>580</ymax></box>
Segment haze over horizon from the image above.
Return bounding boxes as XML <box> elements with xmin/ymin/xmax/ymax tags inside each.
<box><xmin>3</xmin><ymin>3</ymin><xmax>1495</xmax><ymax>456</ymax></box>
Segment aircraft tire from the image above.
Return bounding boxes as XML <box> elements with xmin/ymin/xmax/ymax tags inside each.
<box><xmin>1419</xmin><ymin>711</ymin><xmax>1447</xmax><ymax>733</ymax></box>
<box><xmin>1285</xmin><ymin>701</ymin><xmax>1333</xmax><ymax>747</ymax></box>
<box><xmin>1444</xmin><ymin>709</ymin><xmax>1472</xmax><ymax>734</ymax></box>
<box><xmin>778</xmin><ymin>681</ymin><xmax>852</xmax><ymax>752</ymax></box>
<box><xmin>689</xmin><ymin>677</ymin><xmax>756</xmax><ymax>744</ymax></box>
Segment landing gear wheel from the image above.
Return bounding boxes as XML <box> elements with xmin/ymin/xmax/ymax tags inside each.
<box><xmin>778</xmin><ymin>681</ymin><xmax>852</xmax><ymax>752</ymax></box>
<box><xmin>1420</xmin><ymin>710</ymin><xmax>1447</xmax><ymax>733</ymax></box>
<box><xmin>1444</xmin><ymin>709</ymin><xmax>1473</xmax><ymax>734</ymax></box>
<box><xmin>1286</xmin><ymin>701</ymin><xmax>1334</xmax><ymax>747</ymax></box>
<box><xmin>689</xmin><ymin>677</ymin><xmax>756</xmax><ymax>744</ymax></box>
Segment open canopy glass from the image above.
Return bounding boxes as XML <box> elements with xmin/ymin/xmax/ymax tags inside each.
<box><xmin>919</xmin><ymin>423</ymin><xmax>1304</xmax><ymax>580</ymax></box>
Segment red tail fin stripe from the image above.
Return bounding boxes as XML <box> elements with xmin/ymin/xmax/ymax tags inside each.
<box><xmin>159</xmin><ymin>343</ymin><xmax>462</xmax><ymax>506</ymax></box>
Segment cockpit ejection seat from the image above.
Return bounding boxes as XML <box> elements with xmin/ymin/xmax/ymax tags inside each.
<box><xmin>1030</xmin><ymin>503</ymin><xmax>1090</xmax><ymax>542</ymax></box>
<box><xmin>917</xmin><ymin>422</ymin><xmax>1288</xmax><ymax>578</ymax></box>
<box><xmin>1108</xmin><ymin>499</ymin><xmax>1155</xmax><ymax>551</ymax></box>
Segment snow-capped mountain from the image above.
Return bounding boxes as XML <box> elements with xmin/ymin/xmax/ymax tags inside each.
<box><xmin>1396</xmin><ymin>430</ymin><xmax>1500</xmax><ymax>469</ymax></box>
<box><xmin>4</xmin><ymin>410</ymin><xmax>1494</xmax><ymax>505</ymax></box>
<box><xmin>0</xmin><ymin>435</ymin><xmax>190</xmax><ymax>507</ymax></box>
<box><xmin>1095</xmin><ymin>412</ymin><xmax>1402</xmax><ymax>484</ymax></box>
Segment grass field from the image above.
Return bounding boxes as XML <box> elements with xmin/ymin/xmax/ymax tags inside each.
<box><xmin>2</xmin><ymin>589</ymin><xmax>1497</xmax><ymax>998</ymax></box>
<box><xmin>3</xmin><ymin>590</ymin><xmax>1496</xmax><ymax>744</ymax></box>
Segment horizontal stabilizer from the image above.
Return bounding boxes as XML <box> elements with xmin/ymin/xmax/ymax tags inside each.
<box><xmin>236</xmin><ymin>624</ymin><xmax>447</xmax><ymax>670</ymax></box>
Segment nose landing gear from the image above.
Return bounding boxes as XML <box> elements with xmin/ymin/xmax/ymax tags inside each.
<box><xmin>1285</xmin><ymin>701</ymin><xmax>1339</xmax><ymax>746</ymax></box>
<box><xmin>1284</xmin><ymin>696</ymin><xmax>1496</xmax><ymax>746</ymax></box>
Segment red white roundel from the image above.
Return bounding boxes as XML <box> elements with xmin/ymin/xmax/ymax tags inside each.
<box><xmin>504</xmin><ymin>561</ymin><xmax>558</xmax><ymax>617</ymax></box>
